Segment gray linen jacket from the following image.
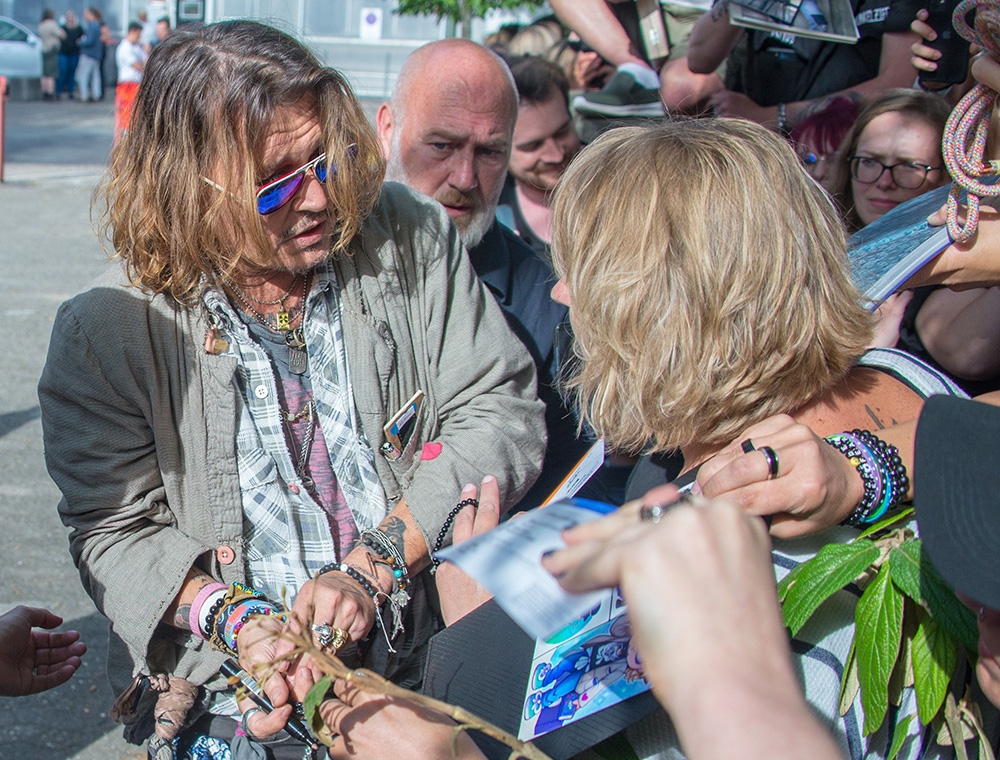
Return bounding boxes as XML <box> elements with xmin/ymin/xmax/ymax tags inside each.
<box><xmin>38</xmin><ymin>183</ymin><xmax>545</xmax><ymax>696</ymax></box>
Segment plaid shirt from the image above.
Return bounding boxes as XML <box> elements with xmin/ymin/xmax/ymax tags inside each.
<box><xmin>203</xmin><ymin>261</ymin><xmax>388</xmax><ymax>603</ymax></box>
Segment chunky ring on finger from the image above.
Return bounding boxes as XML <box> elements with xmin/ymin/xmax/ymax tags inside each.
<box><xmin>239</xmin><ymin>707</ymin><xmax>265</xmax><ymax>739</ymax></box>
<box><xmin>760</xmin><ymin>446</ymin><xmax>780</xmax><ymax>480</ymax></box>
<box><xmin>311</xmin><ymin>623</ymin><xmax>334</xmax><ymax>647</ymax></box>
<box><xmin>740</xmin><ymin>438</ymin><xmax>755</xmax><ymax>453</ymax></box>
<box><xmin>328</xmin><ymin>627</ymin><xmax>349</xmax><ymax>651</ymax></box>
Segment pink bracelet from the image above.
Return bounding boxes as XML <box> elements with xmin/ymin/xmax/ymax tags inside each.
<box><xmin>190</xmin><ymin>582</ymin><xmax>227</xmax><ymax>639</ymax></box>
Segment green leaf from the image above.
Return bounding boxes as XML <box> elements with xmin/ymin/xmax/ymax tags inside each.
<box><xmin>915</xmin><ymin>543</ymin><xmax>979</xmax><ymax>652</ymax></box>
<box><xmin>887</xmin><ymin>713</ymin><xmax>915</xmax><ymax>760</ymax></box>
<box><xmin>781</xmin><ymin>540</ymin><xmax>880</xmax><ymax>636</ymax></box>
<box><xmin>912</xmin><ymin>611</ymin><xmax>957</xmax><ymax>725</ymax></box>
<box><xmin>855</xmin><ymin>507</ymin><xmax>914</xmax><ymax>540</ymax></box>
<box><xmin>303</xmin><ymin>674</ymin><xmax>333</xmax><ymax>733</ymax></box>
<box><xmin>776</xmin><ymin>561</ymin><xmax>805</xmax><ymax>604</ymax></box>
<box><xmin>839</xmin><ymin>635</ymin><xmax>860</xmax><ymax>716</ymax></box>
<box><xmin>855</xmin><ymin>564</ymin><xmax>904</xmax><ymax>735</ymax></box>
<box><xmin>888</xmin><ymin>616</ymin><xmax>913</xmax><ymax>708</ymax></box>
<box><xmin>889</xmin><ymin>542</ymin><xmax>921</xmax><ymax>605</ymax></box>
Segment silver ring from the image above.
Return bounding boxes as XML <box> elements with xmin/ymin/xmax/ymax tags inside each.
<box><xmin>311</xmin><ymin>623</ymin><xmax>334</xmax><ymax>647</ymax></box>
<box><xmin>240</xmin><ymin>707</ymin><xmax>265</xmax><ymax>740</ymax></box>
<box><xmin>760</xmin><ymin>446</ymin><xmax>780</xmax><ymax>480</ymax></box>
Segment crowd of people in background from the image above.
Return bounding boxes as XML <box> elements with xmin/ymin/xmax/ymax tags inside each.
<box><xmin>11</xmin><ymin>3</ymin><xmax>1000</xmax><ymax>760</ymax></box>
<box><xmin>36</xmin><ymin>6</ymin><xmax>168</xmax><ymax>102</ymax></box>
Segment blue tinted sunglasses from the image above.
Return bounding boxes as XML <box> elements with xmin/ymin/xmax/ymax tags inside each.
<box><xmin>256</xmin><ymin>153</ymin><xmax>329</xmax><ymax>215</ymax></box>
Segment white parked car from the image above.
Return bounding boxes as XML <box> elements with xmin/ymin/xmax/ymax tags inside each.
<box><xmin>0</xmin><ymin>16</ymin><xmax>43</xmax><ymax>79</ymax></box>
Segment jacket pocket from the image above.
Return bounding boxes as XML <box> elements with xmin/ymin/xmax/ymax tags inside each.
<box><xmin>236</xmin><ymin>448</ymin><xmax>290</xmax><ymax>558</ymax></box>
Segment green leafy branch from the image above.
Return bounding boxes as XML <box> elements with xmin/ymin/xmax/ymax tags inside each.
<box><xmin>777</xmin><ymin>509</ymin><xmax>990</xmax><ymax>759</ymax></box>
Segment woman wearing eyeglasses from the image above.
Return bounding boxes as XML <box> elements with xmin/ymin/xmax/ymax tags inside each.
<box><xmin>829</xmin><ymin>88</ymin><xmax>950</xmax><ymax>231</ymax></box>
<box><xmin>831</xmin><ymin>88</ymin><xmax>1000</xmax><ymax>395</ymax></box>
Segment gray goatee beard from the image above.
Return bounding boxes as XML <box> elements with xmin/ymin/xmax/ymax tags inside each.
<box><xmin>385</xmin><ymin>146</ymin><xmax>499</xmax><ymax>249</ymax></box>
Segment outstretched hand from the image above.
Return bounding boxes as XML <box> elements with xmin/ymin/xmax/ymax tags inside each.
<box><xmin>0</xmin><ymin>606</ymin><xmax>86</xmax><ymax>696</ymax></box>
<box><xmin>435</xmin><ymin>476</ymin><xmax>500</xmax><ymax>626</ymax></box>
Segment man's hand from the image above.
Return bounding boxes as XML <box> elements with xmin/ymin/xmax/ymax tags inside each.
<box><xmin>0</xmin><ymin>606</ymin><xmax>87</xmax><ymax>697</ymax></box>
<box><xmin>709</xmin><ymin>90</ymin><xmax>777</xmax><ymax>128</ymax></box>
<box><xmin>235</xmin><ymin>613</ymin><xmax>294</xmax><ymax>738</ymax></box>
<box><xmin>693</xmin><ymin>415</ymin><xmax>863</xmax><ymax>537</ymax></box>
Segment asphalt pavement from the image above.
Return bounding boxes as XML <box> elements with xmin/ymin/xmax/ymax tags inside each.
<box><xmin>0</xmin><ymin>93</ymin><xmax>379</xmax><ymax>760</ymax></box>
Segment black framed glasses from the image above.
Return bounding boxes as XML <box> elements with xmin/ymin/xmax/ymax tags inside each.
<box><xmin>849</xmin><ymin>155</ymin><xmax>941</xmax><ymax>189</ymax></box>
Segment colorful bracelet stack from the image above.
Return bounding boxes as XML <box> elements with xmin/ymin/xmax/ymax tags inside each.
<box><xmin>207</xmin><ymin>582</ymin><xmax>284</xmax><ymax>658</ymax></box>
<box><xmin>824</xmin><ymin>429</ymin><xmax>910</xmax><ymax>526</ymax></box>
<box><xmin>431</xmin><ymin>498</ymin><xmax>479</xmax><ymax>568</ymax></box>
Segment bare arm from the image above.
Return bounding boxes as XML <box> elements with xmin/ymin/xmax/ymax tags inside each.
<box><xmin>914</xmin><ymin>287</ymin><xmax>1000</xmax><ymax>380</ymax></box>
<box><xmin>687</xmin><ymin>0</ymin><xmax>745</xmax><ymax>74</ymax></box>
<box><xmin>548</xmin><ymin>0</ymin><xmax>651</xmax><ymax>68</ymax></box>
<box><xmin>710</xmin><ymin>31</ymin><xmax>920</xmax><ymax>130</ymax></box>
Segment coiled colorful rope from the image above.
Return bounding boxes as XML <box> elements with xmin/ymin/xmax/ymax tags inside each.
<box><xmin>942</xmin><ymin>0</ymin><xmax>1000</xmax><ymax>241</ymax></box>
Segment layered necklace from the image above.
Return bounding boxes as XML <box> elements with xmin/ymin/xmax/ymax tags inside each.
<box><xmin>227</xmin><ymin>273</ymin><xmax>310</xmax><ymax>375</ymax></box>
<box><xmin>226</xmin><ymin>273</ymin><xmax>318</xmax><ymax>489</ymax></box>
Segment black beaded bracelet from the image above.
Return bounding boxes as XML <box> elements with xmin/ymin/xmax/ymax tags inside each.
<box><xmin>431</xmin><ymin>498</ymin><xmax>479</xmax><ymax>567</ymax></box>
<box><xmin>853</xmin><ymin>429</ymin><xmax>910</xmax><ymax>510</ymax></box>
<box><xmin>825</xmin><ymin>433</ymin><xmax>882</xmax><ymax>526</ymax></box>
<box><xmin>318</xmin><ymin>561</ymin><xmax>381</xmax><ymax>602</ymax></box>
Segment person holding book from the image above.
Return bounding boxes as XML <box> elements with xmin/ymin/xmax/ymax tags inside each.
<box><xmin>829</xmin><ymin>89</ymin><xmax>1000</xmax><ymax>394</ymax></box>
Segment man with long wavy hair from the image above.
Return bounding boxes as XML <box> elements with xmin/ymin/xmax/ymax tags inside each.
<box><xmin>38</xmin><ymin>20</ymin><xmax>543</xmax><ymax>757</ymax></box>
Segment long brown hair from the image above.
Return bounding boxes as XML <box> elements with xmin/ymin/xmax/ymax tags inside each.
<box><xmin>96</xmin><ymin>20</ymin><xmax>385</xmax><ymax>302</ymax></box>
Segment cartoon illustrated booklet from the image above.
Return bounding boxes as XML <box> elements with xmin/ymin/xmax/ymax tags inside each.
<box><xmin>436</xmin><ymin>440</ymin><xmax>655</xmax><ymax>742</ymax></box>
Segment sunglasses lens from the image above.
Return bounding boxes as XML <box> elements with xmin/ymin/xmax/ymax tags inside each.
<box><xmin>314</xmin><ymin>161</ymin><xmax>329</xmax><ymax>183</ymax></box>
<box><xmin>257</xmin><ymin>175</ymin><xmax>302</xmax><ymax>215</ymax></box>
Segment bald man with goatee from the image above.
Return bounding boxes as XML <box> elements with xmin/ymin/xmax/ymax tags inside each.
<box><xmin>378</xmin><ymin>39</ymin><xmax>589</xmax><ymax>510</ymax></box>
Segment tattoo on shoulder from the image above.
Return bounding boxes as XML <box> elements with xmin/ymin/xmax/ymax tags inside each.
<box><xmin>865</xmin><ymin>404</ymin><xmax>886</xmax><ymax>430</ymax></box>
<box><xmin>381</xmin><ymin>516</ymin><xmax>407</xmax><ymax>556</ymax></box>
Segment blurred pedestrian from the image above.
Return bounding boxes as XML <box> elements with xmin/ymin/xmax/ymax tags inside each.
<box><xmin>114</xmin><ymin>22</ymin><xmax>145</xmax><ymax>140</ymax></box>
<box><xmin>100</xmin><ymin>23</ymin><xmax>117</xmax><ymax>99</ymax></box>
<box><xmin>57</xmin><ymin>10</ymin><xmax>83</xmax><ymax>99</ymax></box>
<box><xmin>38</xmin><ymin>9</ymin><xmax>65</xmax><ymax>101</ymax></box>
<box><xmin>155</xmin><ymin>16</ymin><xmax>171</xmax><ymax>43</ymax></box>
<box><xmin>74</xmin><ymin>6</ymin><xmax>103</xmax><ymax>102</ymax></box>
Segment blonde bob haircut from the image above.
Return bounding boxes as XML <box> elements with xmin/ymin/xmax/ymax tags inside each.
<box><xmin>551</xmin><ymin>119</ymin><xmax>873</xmax><ymax>454</ymax></box>
<box><xmin>97</xmin><ymin>20</ymin><xmax>386</xmax><ymax>302</ymax></box>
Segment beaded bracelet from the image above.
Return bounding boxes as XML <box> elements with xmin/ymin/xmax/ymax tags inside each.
<box><xmin>191</xmin><ymin>583</ymin><xmax>227</xmax><ymax>640</ymax></box>
<box><xmin>825</xmin><ymin>433</ymin><xmax>882</xmax><ymax>526</ymax></box>
<box><xmin>208</xmin><ymin>582</ymin><xmax>271</xmax><ymax>656</ymax></box>
<box><xmin>852</xmin><ymin>429</ymin><xmax>909</xmax><ymax>503</ymax></box>
<box><xmin>213</xmin><ymin>599</ymin><xmax>283</xmax><ymax>657</ymax></box>
<box><xmin>824</xmin><ymin>429</ymin><xmax>910</xmax><ymax>527</ymax></box>
<box><xmin>360</xmin><ymin>529</ymin><xmax>410</xmax><ymax>593</ymax></box>
<box><xmin>431</xmin><ymin>498</ymin><xmax>479</xmax><ymax>568</ymax></box>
